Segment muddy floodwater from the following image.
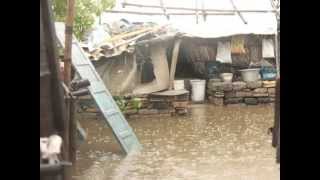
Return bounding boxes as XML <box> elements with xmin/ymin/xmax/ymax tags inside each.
<box><xmin>72</xmin><ymin>104</ymin><xmax>279</xmax><ymax>180</ymax></box>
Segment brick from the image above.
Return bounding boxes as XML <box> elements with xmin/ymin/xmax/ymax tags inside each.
<box><xmin>253</xmin><ymin>93</ymin><xmax>269</xmax><ymax>97</ymax></box>
<box><xmin>222</xmin><ymin>82</ymin><xmax>233</xmax><ymax>91</ymax></box>
<box><xmin>262</xmin><ymin>80</ymin><xmax>276</xmax><ymax>88</ymax></box>
<box><xmin>224</xmin><ymin>97</ymin><xmax>243</xmax><ymax>104</ymax></box>
<box><xmin>269</xmin><ymin>94</ymin><xmax>276</xmax><ymax>97</ymax></box>
<box><xmin>232</xmin><ymin>81</ymin><xmax>247</xmax><ymax>91</ymax></box>
<box><xmin>267</xmin><ymin>88</ymin><xmax>276</xmax><ymax>94</ymax></box>
<box><xmin>269</xmin><ymin>97</ymin><xmax>276</xmax><ymax>102</ymax></box>
<box><xmin>235</xmin><ymin>91</ymin><xmax>253</xmax><ymax>97</ymax></box>
<box><xmin>206</xmin><ymin>90</ymin><xmax>215</xmax><ymax>96</ymax></box>
<box><xmin>214</xmin><ymin>91</ymin><xmax>225</xmax><ymax>97</ymax></box>
<box><xmin>253</xmin><ymin>88</ymin><xmax>268</xmax><ymax>93</ymax></box>
<box><xmin>208</xmin><ymin>82</ymin><xmax>232</xmax><ymax>91</ymax></box>
<box><xmin>208</xmin><ymin>82</ymin><xmax>224</xmax><ymax>91</ymax></box>
<box><xmin>225</xmin><ymin>91</ymin><xmax>236</xmax><ymax>98</ymax></box>
<box><xmin>246</xmin><ymin>81</ymin><xmax>262</xmax><ymax>89</ymax></box>
<box><xmin>244</xmin><ymin>98</ymin><xmax>258</xmax><ymax>105</ymax></box>
<box><xmin>258</xmin><ymin>97</ymin><xmax>272</xmax><ymax>103</ymax></box>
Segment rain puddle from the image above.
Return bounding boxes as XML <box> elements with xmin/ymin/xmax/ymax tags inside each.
<box><xmin>72</xmin><ymin>104</ymin><xmax>279</xmax><ymax>180</ymax></box>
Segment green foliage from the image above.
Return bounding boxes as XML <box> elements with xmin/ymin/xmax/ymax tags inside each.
<box><xmin>114</xmin><ymin>96</ymin><xmax>127</xmax><ymax>112</ymax></box>
<box><xmin>131</xmin><ymin>98</ymin><xmax>142</xmax><ymax>111</ymax></box>
<box><xmin>113</xmin><ymin>96</ymin><xmax>142</xmax><ymax>113</ymax></box>
<box><xmin>52</xmin><ymin>0</ymin><xmax>115</xmax><ymax>40</ymax></box>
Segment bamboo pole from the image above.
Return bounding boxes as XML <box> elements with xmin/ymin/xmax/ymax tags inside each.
<box><xmin>229</xmin><ymin>0</ymin><xmax>247</xmax><ymax>24</ymax></box>
<box><xmin>104</xmin><ymin>10</ymin><xmax>234</xmax><ymax>16</ymax></box>
<box><xmin>121</xmin><ymin>2</ymin><xmax>276</xmax><ymax>13</ymax></box>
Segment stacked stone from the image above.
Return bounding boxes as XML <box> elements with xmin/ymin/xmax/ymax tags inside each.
<box><xmin>207</xmin><ymin>80</ymin><xmax>276</xmax><ymax>105</ymax></box>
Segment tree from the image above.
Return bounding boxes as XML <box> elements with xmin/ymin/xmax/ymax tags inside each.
<box><xmin>52</xmin><ymin>0</ymin><xmax>115</xmax><ymax>40</ymax></box>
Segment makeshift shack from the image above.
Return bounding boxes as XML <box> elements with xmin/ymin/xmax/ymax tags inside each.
<box><xmin>75</xmin><ymin>0</ymin><xmax>279</xmax><ymax>115</ymax></box>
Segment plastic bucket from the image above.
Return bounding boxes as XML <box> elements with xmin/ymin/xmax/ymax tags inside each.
<box><xmin>174</xmin><ymin>80</ymin><xmax>185</xmax><ymax>90</ymax></box>
<box><xmin>220</xmin><ymin>73</ymin><xmax>233</xmax><ymax>82</ymax></box>
<box><xmin>190</xmin><ymin>80</ymin><xmax>206</xmax><ymax>102</ymax></box>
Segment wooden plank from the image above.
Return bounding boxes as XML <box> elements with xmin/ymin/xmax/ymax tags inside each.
<box><xmin>151</xmin><ymin>89</ymin><xmax>189</xmax><ymax>96</ymax></box>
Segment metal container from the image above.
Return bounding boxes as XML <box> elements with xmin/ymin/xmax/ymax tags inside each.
<box><xmin>239</xmin><ymin>68</ymin><xmax>261</xmax><ymax>82</ymax></box>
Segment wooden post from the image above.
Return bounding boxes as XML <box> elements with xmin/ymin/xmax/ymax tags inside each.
<box><xmin>64</xmin><ymin>0</ymin><xmax>76</xmax><ymax>169</ymax></box>
<box><xmin>64</xmin><ymin>0</ymin><xmax>75</xmax><ymax>86</ymax></box>
<box><xmin>169</xmin><ymin>39</ymin><xmax>182</xmax><ymax>90</ymax></box>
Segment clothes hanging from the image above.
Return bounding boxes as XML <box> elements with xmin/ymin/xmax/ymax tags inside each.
<box><xmin>216</xmin><ymin>41</ymin><xmax>232</xmax><ymax>63</ymax></box>
<box><xmin>231</xmin><ymin>36</ymin><xmax>246</xmax><ymax>54</ymax></box>
<box><xmin>262</xmin><ymin>39</ymin><xmax>275</xmax><ymax>58</ymax></box>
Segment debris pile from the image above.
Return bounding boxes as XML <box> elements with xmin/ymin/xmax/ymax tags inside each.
<box><xmin>80</xmin><ymin>19</ymin><xmax>175</xmax><ymax>60</ymax></box>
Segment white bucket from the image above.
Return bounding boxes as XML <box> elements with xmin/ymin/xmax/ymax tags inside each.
<box><xmin>190</xmin><ymin>80</ymin><xmax>206</xmax><ymax>102</ymax></box>
<box><xmin>239</xmin><ymin>68</ymin><xmax>261</xmax><ymax>82</ymax></box>
<box><xmin>220</xmin><ymin>73</ymin><xmax>233</xmax><ymax>82</ymax></box>
<box><xmin>174</xmin><ymin>80</ymin><xmax>185</xmax><ymax>90</ymax></box>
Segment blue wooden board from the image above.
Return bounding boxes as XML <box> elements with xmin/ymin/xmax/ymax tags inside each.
<box><xmin>55</xmin><ymin>23</ymin><xmax>141</xmax><ymax>154</ymax></box>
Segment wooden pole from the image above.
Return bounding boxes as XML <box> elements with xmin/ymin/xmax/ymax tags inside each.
<box><xmin>64</xmin><ymin>0</ymin><xmax>75</xmax><ymax>86</ymax></box>
<box><xmin>169</xmin><ymin>39</ymin><xmax>182</xmax><ymax>90</ymax></box>
<box><xmin>275</xmin><ymin>19</ymin><xmax>280</xmax><ymax>78</ymax></box>
<box><xmin>64</xmin><ymin>0</ymin><xmax>76</xmax><ymax>168</ymax></box>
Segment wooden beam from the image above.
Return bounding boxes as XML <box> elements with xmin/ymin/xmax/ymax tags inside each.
<box><xmin>104</xmin><ymin>10</ymin><xmax>234</xmax><ymax>16</ymax></box>
<box><xmin>169</xmin><ymin>39</ymin><xmax>182</xmax><ymax>90</ymax></box>
<box><xmin>121</xmin><ymin>2</ymin><xmax>276</xmax><ymax>13</ymax></box>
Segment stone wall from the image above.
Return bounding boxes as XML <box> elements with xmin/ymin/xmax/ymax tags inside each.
<box><xmin>207</xmin><ymin>79</ymin><xmax>276</xmax><ymax>106</ymax></box>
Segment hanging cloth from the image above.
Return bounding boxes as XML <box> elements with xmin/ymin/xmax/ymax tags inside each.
<box><xmin>216</xmin><ymin>41</ymin><xmax>232</xmax><ymax>63</ymax></box>
<box><xmin>231</xmin><ymin>36</ymin><xmax>246</xmax><ymax>54</ymax></box>
<box><xmin>262</xmin><ymin>39</ymin><xmax>275</xmax><ymax>58</ymax></box>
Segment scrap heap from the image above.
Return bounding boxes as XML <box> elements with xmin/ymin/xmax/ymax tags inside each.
<box><xmin>80</xmin><ymin>19</ymin><xmax>174</xmax><ymax>60</ymax></box>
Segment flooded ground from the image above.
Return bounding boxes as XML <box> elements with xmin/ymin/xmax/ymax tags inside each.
<box><xmin>72</xmin><ymin>104</ymin><xmax>279</xmax><ymax>180</ymax></box>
